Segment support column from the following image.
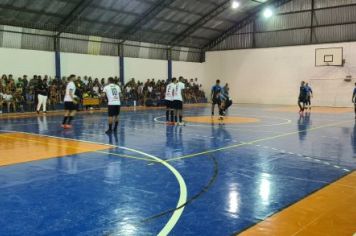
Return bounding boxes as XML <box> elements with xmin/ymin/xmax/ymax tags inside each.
<box><xmin>54</xmin><ymin>37</ymin><xmax>61</xmax><ymax>79</ymax></box>
<box><xmin>119</xmin><ymin>44</ymin><xmax>125</xmax><ymax>85</ymax></box>
<box><xmin>200</xmin><ymin>49</ymin><xmax>206</xmax><ymax>63</ymax></box>
<box><xmin>310</xmin><ymin>0</ymin><xmax>314</xmax><ymax>44</ymax></box>
<box><xmin>167</xmin><ymin>49</ymin><xmax>172</xmax><ymax>81</ymax></box>
<box><xmin>252</xmin><ymin>20</ymin><xmax>256</xmax><ymax>48</ymax></box>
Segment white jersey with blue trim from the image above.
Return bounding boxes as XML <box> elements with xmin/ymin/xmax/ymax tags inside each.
<box><xmin>173</xmin><ymin>82</ymin><xmax>185</xmax><ymax>101</ymax></box>
<box><xmin>103</xmin><ymin>83</ymin><xmax>121</xmax><ymax>105</ymax></box>
<box><xmin>165</xmin><ymin>83</ymin><xmax>174</xmax><ymax>101</ymax></box>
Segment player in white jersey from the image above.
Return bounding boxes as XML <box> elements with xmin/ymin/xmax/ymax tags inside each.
<box><xmin>62</xmin><ymin>75</ymin><xmax>78</xmax><ymax>129</ymax></box>
<box><xmin>103</xmin><ymin>77</ymin><xmax>122</xmax><ymax>134</ymax></box>
<box><xmin>165</xmin><ymin>77</ymin><xmax>176</xmax><ymax>124</ymax></box>
<box><xmin>172</xmin><ymin>76</ymin><xmax>185</xmax><ymax>125</ymax></box>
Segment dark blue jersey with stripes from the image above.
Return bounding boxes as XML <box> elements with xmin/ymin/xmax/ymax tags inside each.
<box><xmin>211</xmin><ymin>85</ymin><xmax>222</xmax><ymax>98</ymax></box>
<box><xmin>299</xmin><ymin>86</ymin><xmax>308</xmax><ymax>99</ymax></box>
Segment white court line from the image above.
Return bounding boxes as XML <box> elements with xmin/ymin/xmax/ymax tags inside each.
<box><xmin>0</xmin><ymin>129</ymin><xmax>187</xmax><ymax>236</ymax></box>
<box><xmin>153</xmin><ymin>116</ymin><xmax>290</xmax><ymax>133</ymax></box>
<box><xmin>253</xmin><ymin>144</ymin><xmax>351</xmax><ymax>172</ymax></box>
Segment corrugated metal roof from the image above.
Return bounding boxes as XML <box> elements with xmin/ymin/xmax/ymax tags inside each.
<box><xmin>0</xmin><ymin>0</ymin><xmax>268</xmax><ymax>48</ymax></box>
<box><xmin>1</xmin><ymin>0</ymin><xmax>354</xmax><ymax>51</ymax></box>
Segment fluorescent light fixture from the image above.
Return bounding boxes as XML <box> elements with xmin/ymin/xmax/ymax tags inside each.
<box><xmin>263</xmin><ymin>8</ymin><xmax>273</xmax><ymax>18</ymax></box>
<box><xmin>231</xmin><ymin>1</ymin><xmax>240</xmax><ymax>9</ymax></box>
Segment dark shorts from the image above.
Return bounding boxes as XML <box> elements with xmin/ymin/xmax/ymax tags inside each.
<box><xmin>223</xmin><ymin>99</ymin><xmax>233</xmax><ymax>110</ymax></box>
<box><xmin>165</xmin><ymin>100</ymin><xmax>173</xmax><ymax>109</ymax></box>
<box><xmin>212</xmin><ymin>98</ymin><xmax>221</xmax><ymax>105</ymax></box>
<box><xmin>108</xmin><ymin>105</ymin><xmax>121</xmax><ymax>117</ymax></box>
<box><xmin>173</xmin><ymin>100</ymin><xmax>183</xmax><ymax>110</ymax></box>
<box><xmin>64</xmin><ymin>102</ymin><xmax>77</xmax><ymax>111</ymax></box>
<box><xmin>298</xmin><ymin>97</ymin><xmax>307</xmax><ymax>103</ymax></box>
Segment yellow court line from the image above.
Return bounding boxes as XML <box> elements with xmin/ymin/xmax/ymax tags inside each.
<box><xmin>238</xmin><ymin>171</ymin><xmax>356</xmax><ymax>236</ymax></box>
<box><xmin>165</xmin><ymin>119</ymin><xmax>353</xmax><ymax>162</ymax></box>
<box><xmin>0</xmin><ymin>134</ymin><xmax>157</xmax><ymax>163</ymax></box>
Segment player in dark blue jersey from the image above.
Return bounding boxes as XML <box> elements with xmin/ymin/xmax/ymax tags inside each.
<box><xmin>352</xmin><ymin>83</ymin><xmax>356</xmax><ymax>118</ymax></box>
<box><xmin>218</xmin><ymin>88</ymin><xmax>233</xmax><ymax>120</ymax></box>
<box><xmin>298</xmin><ymin>81</ymin><xmax>308</xmax><ymax>115</ymax></box>
<box><xmin>305</xmin><ymin>83</ymin><xmax>313</xmax><ymax>111</ymax></box>
<box><xmin>211</xmin><ymin>80</ymin><xmax>222</xmax><ymax>116</ymax></box>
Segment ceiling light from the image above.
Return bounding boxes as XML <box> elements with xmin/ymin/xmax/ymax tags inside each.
<box><xmin>231</xmin><ymin>1</ymin><xmax>240</xmax><ymax>9</ymax></box>
<box><xmin>263</xmin><ymin>8</ymin><xmax>273</xmax><ymax>18</ymax></box>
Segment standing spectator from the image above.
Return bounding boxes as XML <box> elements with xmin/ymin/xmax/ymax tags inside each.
<box><xmin>49</xmin><ymin>81</ymin><xmax>58</xmax><ymax>110</ymax></box>
<box><xmin>22</xmin><ymin>75</ymin><xmax>28</xmax><ymax>101</ymax></box>
<box><xmin>36</xmin><ymin>78</ymin><xmax>49</xmax><ymax>114</ymax></box>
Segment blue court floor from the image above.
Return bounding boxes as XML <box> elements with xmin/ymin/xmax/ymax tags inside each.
<box><xmin>0</xmin><ymin>104</ymin><xmax>356</xmax><ymax>235</ymax></box>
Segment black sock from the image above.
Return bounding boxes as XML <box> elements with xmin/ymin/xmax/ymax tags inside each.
<box><xmin>179</xmin><ymin>115</ymin><xmax>182</xmax><ymax>123</ymax></box>
<box><xmin>62</xmin><ymin>116</ymin><xmax>68</xmax><ymax>125</ymax></box>
<box><xmin>67</xmin><ymin>116</ymin><xmax>73</xmax><ymax>124</ymax></box>
<box><xmin>170</xmin><ymin>111</ymin><xmax>174</xmax><ymax>122</ymax></box>
<box><xmin>166</xmin><ymin>110</ymin><xmax>169</xmax><ymax>121</ymax></box>
<box><xmin>114</xmin><ymin>122</ymin><xmax>118</xmax><ymax>130</ymax></box>
<box><xmin>108</xmin><ymin>124</ymin><xmax>112</xmax><ymax>131</ymax></box>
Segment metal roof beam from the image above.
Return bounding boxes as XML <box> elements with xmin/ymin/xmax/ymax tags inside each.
<box><xmin>134</xmin><ymin>0</ymin><xmax>238</xmax><ymax>24</ymax></box>
<box><xmin>89</xmin><ymin>4</ymin><xmax>223</xmax><ymax>33</ymax></box>
<box><xmin>164</xmin><ymin>5</ymin><xmax>238</xmax><ymax>24</ymax></box>
<box><xmin>119</xmin><ymin>0</ymin><xmax>177</xmax><ymax>41</ymax></box>
<box><xmin>168</xmin><ymin>0</ymin><xmax>231</xmax><ymax>47</ymax></box>
<box><xmin>203</xmin><ymin>0</ymin><xmax>293</xmax><ymax>50</ymax></box>
<box><xmin>55</xmin><ymin>0</ymin><xmax>94</xmax><ymax>36</ymax></box>
<box><xmin>78</xmin><ymin>19</ymin><xmax>211</xmax><ymax>42</ymax></box>
<box><xmin>0</xmin><ymin>4</ymin><xmax>63</xmax><ymax>18</ymax></box>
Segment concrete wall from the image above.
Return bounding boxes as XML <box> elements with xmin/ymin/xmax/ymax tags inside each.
<box><xmin>206</xmin><ymin>42</ymin><xmax>356</xmax><ymax>107</ymax></box>
<box><xmin>0</xmin><ymin>47</ymin><xmax>55</xmax><ymax>79</ymax></box>
<box><xmin>0</xmin><ymin>48</ymin><xmax>206</xmax><ymax>87</ymax></box>
<box><xmin>61</xmin><ymin>53</ymin><xmax>119</xmax><ymax>79</ymax></box>
<box><xmin>125</xmin><ymin>57</ymin><xmax>167</xmax><ymax>82</ymax></box>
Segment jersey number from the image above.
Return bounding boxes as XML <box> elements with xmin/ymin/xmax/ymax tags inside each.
<box><xmin>111</xmin><ymin>88</ymin><xmax>118</xmax><ymax>96</ymax></box>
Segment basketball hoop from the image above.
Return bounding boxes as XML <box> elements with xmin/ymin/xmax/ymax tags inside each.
<box><xmin>345</xmin><ymin>75</ymin><xmax>352</xmax><ymax>82</ymax></box>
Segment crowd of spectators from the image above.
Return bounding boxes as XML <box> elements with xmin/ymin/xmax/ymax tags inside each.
<box><xmin>0</xmin><ymin>74</ymin><xmax>207</xmax><ymax>113</ymax></box>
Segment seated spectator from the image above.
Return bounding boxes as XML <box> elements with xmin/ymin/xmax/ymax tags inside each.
<box><xmin>0</xmin><ymin>92</ymin><xmax>3</xmax><ymax>113</ymax></box>
<box><xmin>14</xmin><ymin>89</ymin><xmax>25</xmax><ymax>113</ymax></box>
<box><xmin>2</xmin><ymin>88</ymin><xmax>15</xmax><ymax>112</ymax></box>
<box><xmin>0</xmin><ymin>74</ymin><xmax>207</xmax><ymax>113</ymax></box>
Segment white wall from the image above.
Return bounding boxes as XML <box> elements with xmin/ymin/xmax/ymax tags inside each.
<box><xmin>173</xmin><ymin>60</ymin><xmax>207</xmax><ymax>94</ymax></box>
<box><xmin>0</xmin><ymin>48</ymin><xmax>208</xmax><ymax>89</ymax></box>
<box><xmin>61</xmin><ymin>52</ymin><xmax>119</xmax><ymax>79</ymax></box>
<box><xmin>125</xmin><ymin>57</ymin><xmax>167</xmax><ymax>82</ymax></box>
<box><xmin>0</xmin><ymin>47</ymin><xmax>55</xmax><ymax>79</ymax></box>
<box><xmin>206</xmin><ymin>42</ymin><xmax>356</xmax><ymax>107</ymax></box>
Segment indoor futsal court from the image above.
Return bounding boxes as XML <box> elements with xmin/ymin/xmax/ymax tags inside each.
<box><xmin>1</xmin><ymin>0</ymin><xmax>356</xmax><ymax>236</ymax></box>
